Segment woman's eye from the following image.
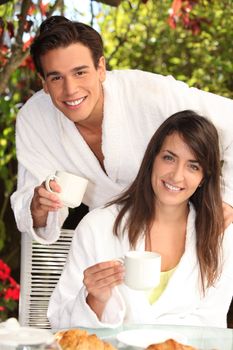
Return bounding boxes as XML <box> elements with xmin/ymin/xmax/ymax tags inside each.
<box><xmin>163</xmin><ymin>155</ymin><xmax>173</xmax><ymax>161</ymax></box>
<box><xmin>190</xmin><ymin>163</ymin><xmax>200</xmax><ymax>171</ymax></box>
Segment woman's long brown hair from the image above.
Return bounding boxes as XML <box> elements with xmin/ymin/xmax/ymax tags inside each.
<box><xmin>108</xmin><ymin>110</ymin><xmax>224</xmax><ymax>291</ymax></box>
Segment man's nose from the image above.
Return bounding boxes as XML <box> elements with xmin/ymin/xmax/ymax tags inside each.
<box><xmin>64</xmin><ymin>77</ymin><xmax>78</xmax><ymax>96</ymax></box>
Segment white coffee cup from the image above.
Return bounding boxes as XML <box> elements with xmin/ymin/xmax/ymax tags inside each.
<box><xmin>45</xmin><ymin>171</ymin><xmax>88</xmax><ymax>208</ymax></box>
<box><xmin>120</xmin><ymin>251</ymin><xmax>161</xmax><ymax>291</ymax></box>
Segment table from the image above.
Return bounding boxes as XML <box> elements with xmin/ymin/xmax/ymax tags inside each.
<box><xmin>84</xmin><ymin>323</ymin><xmax>233</xmax><ymax>350</ymax></box>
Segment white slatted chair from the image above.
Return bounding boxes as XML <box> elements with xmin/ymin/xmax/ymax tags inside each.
<box><xmin>19</xmin><ymin>229</ymin><xmax>74</xmax><ymax>329</ymax></box>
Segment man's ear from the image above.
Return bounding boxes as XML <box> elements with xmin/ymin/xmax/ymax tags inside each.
<box><xmin>98</xmin><ymin>56</ymin><xmax>106</xmax><ymax>82</ymax></box>
<box><xmin>38</xmin><ymin>73</ymin><xmax>49</xmax><ymax>94</ymax></box>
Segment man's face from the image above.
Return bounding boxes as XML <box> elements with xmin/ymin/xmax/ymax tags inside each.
<box><xmin>40</xmin><ymin>43</ymin><xmax>106</xmax><ymax>125</ymax></box>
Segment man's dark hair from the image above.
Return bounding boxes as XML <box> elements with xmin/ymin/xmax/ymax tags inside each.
<box><xmin>30</xmin><ymin>16</ymin><xmax>104</xmax><ymax>77</ymax></box>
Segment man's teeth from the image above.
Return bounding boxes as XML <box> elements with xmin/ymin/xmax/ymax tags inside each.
<box><xmin>66</xmin><ymin>97</ymin><xmax>85</xmax><ymax>106</ymax></box>
<box><xmin>164</xmin><ymin>182</ymin><xmax>182</xmax><ymax>191</ymax></box>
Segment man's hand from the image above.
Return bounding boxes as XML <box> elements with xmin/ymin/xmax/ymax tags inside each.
<box><xmin>30</xmin><ymin>180</ymin><xmax>63</xmax><ymax>228</ymax></box>
<box><xmin>222</xmin><ymin>201</ymin><xmax>233</xmax><ymax>229</ymax></box>
<box><xmin>84</xmin><ymin>260</ymin><xmax>124</xmax><ymax>319</ymax></box>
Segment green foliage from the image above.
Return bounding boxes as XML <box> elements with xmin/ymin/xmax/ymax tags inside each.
<box><xmin>98</xmin><ymin>0</ymin><xmax>233</xmax><ymax>98</ymax></box>
<box><xmin>0</xmin><ymin>94</ymin><xmax>17</xmax><ymax>251</ymax></box>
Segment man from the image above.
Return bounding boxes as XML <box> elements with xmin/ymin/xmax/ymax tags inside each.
<box><xmin>11</xmin><ymin>15</ymin><xmax>233</xmax><ymax>244</ymax></box>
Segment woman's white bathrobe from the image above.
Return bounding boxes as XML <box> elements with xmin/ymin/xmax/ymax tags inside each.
<box><xmin>48</xmin><ymin>204</ymin><xmax>233</xmax><ymax>330</ymax></box>
<box><xmin>11</xmin><ymin>70</ymin><xmax>233</xmax><ymax>243</ymax></box>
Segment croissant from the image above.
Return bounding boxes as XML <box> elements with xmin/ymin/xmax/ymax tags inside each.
<box><xmin>146</xmin><ymin>338</ymin><xmax>197</xmax><ymax>350</ymax></box>
<box><xmin>55</xmin><ymin>328</ymin><xmax>116</xmax><ymax>350</ymax></box>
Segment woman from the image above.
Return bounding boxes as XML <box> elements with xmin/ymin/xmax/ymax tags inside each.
<box><xmin>48</xmin><ymin>110</ymin><xmax>233</xmax><ymax>329</ymax></box>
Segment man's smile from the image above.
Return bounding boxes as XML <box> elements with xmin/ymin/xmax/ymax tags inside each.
<box><xmin>64</xmin><ymin>96</ymin><xmax>86</xmax><ymax>107</ymax></box>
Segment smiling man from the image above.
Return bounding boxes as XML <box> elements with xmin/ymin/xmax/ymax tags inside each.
<box><xmin>11</xmin><ymin>15</ymin><xmax>233</xmax><ymax>244</ymax></box>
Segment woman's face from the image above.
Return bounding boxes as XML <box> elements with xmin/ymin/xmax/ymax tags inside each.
<box><xmin>151</xmin><ymin>132</ymin><xmax>204</xmax><ymax>209</ymax></box>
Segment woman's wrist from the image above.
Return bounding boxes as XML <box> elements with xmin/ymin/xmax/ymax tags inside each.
<box><xmin>86</xmin><ymin>294</ymin><xmax>107</xmax><ymax>320</ymax></box>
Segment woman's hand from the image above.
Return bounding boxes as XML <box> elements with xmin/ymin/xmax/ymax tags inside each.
<box><xmin>84</xmin><ymin>260</ymin><xmax>124</xmax><ymax>319</ymax></box>
<box><xmin>222</xmin><ymin>201</ymin><xmax>233</xmax><ymax>229</ymax></box>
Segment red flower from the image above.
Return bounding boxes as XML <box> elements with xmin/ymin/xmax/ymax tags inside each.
<box><xmin>0</xmin><ymin>259</ymin><xmax>20</xmax><ymax>320</ymax></box>
<box><xmin>4</xmin><ymin>286</ymin><xmax>20</xmax><ymax>301</ymax></box>
<box><xmin>0</xmin><ymin>259</ymin><xmax>11</xmax><ymax>281</ymax></box>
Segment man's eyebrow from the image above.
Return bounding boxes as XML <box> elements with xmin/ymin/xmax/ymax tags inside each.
<box><xmin>45</xmin><ymin>65</ymin><xmax>89</xmax><ymax>78</ymax></box>
<box><xmin>71</xmin><ymin>65</ymin><xmax>89</xmax><ymax>73</ymax></box>
<box><xmin>164</xmin><ymin>149</ymin><xmax>199</xmax><ymax>163</ymax></box>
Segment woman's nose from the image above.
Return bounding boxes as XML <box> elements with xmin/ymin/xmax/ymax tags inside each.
<box><xmin>172</xmin><ymin>164</ymin><xmax>185</xmax><ymax>182</ymax></box>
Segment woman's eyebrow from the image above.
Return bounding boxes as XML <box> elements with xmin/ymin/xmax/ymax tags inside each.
<box><xmin>164</xmin><ymin>149</ymin><xmax>199</xmax><ymax>163</ymax></box>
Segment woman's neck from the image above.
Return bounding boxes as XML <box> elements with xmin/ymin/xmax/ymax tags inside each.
<box><xmin>146</xmin><ymin>201</ymin><xmax>189</xmax><ymax>271</ymax></box>
<box><xmin>154</xmin><ymin>201</ymin><xmax>189</xmax><ymax>224</ymax></box>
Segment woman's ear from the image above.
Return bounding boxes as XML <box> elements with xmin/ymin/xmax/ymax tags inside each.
<box><xmin>198</xmin><ymin>179</ymin><xmax>204</xmax><ymax>188</ymax></box>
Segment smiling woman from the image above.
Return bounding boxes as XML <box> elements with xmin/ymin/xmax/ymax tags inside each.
<box><xmin>48</xmin><ymin>110</ymin><xmax>233</xmax><ymax>330</ymax></box>
<box><xmin>151</xmin><ymin>132</ymin><xmax>204</xmax><ymax>211</ymax></box>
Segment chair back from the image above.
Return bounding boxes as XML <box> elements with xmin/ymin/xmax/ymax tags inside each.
<box><xmin>19</xmin><ymin>229</ymin><xmax>74</xmax><ymax>329</ymax></box>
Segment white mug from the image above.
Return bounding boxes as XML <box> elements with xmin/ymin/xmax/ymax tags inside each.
<box><xmin>45</xmin><ymin>171</ymin><xmax>88</xmax><ymax>208</ymax></box>
<box><xmin>120</xmin><ymin>251</ymin><xmax>161</xmax><ymax>290</ymax></box>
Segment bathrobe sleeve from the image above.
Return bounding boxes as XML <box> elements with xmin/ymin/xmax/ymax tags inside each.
<box><xmin>11</xmin><ymin>162</ymin><xmax>68</xmax><ymax>244</ymax></box>
<box><xmin>10</xmin><ymin>93</ymin><xmax>70</xmax><ymax>244</ymax></box>
<box><xmin>47</xmin><ymin>207</ymin><xmax>126</xmax><ymax>330</ymax></box>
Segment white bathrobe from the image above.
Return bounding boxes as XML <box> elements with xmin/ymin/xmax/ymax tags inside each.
<box><xmin>47</xmin><ymin>204</ymin><xmax>233</xmax><ymax>330</ymax></box>
<box><xmin>11</xmin><ymin>70</ymin><xmax>233</xmax><ymax>243</ymax></box>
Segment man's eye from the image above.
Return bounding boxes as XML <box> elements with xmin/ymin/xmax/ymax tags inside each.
<box><xmin>51</xmin><ymin>76</ymin><xmax>61</xmax><ymax>81</ymax></box>
<box><xmin>75</xmin><ymin>71</ymin><xmax>86</xmax><ymax>76</ymax></box>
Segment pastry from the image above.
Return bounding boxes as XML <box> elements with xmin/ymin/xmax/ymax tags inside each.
<box><xmin>55</xmin><ymin>328</ymin><xmax>116</xmax><ymax>350</ymax></box>
<box><xmin>146</xmin><ymin>338</ymin><xmax>197</xmax><ymax>350</ymax></box>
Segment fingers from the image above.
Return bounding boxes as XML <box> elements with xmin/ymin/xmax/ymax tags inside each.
<box><xmin>30</xmin><ymin>181</ymin><xmax>64</xmax><ymax>227</ymax></box>
<box><xmin>34</xmin><ymin>181</ymin><xmax>63</xmax><ymax>210</ymax></box>
<box><xmin>83</xmin><ymin>261</ymin><xmax>124</xmax><ymax>293</ymax></box>
<box><xmin>37</xmin><ymin>182</ymin><xmax>62</xmax><ymax>210</ymax></box>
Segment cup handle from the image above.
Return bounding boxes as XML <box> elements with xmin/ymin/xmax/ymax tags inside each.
<box><xmin>115</xmin><ymin>256</ymin><xmax>125</xmax><ymax>265</ymax></box>
<box><xmin>45</xmin><ymin>174</ymin><xmax>58</xmax><ymax>193</ymax></box>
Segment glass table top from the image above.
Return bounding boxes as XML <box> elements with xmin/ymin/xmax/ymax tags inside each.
<box><xmin>81</xmin><ymin>323</ymin><xmax>233</xmax><ymax>350</ymax></box>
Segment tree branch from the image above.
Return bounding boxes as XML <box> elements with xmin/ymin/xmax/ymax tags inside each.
<box><xmin>95</xmin><ymin>0</ymin><xmax>122</xmax><ymax>6</ymax></box>
<box><xmin>16</xmin><ymin>0</ymin><xmax>32</xmax><ymax>44</ymax></box>
<box><xmin>0</xmin><ymin>48</ymin><xmax>29</xmax><ymax>94</ymax></box>
<box><xmin>47</xmin><ymin>0</ymin><xmax>64</xmax><ymax>17</ymax></box>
